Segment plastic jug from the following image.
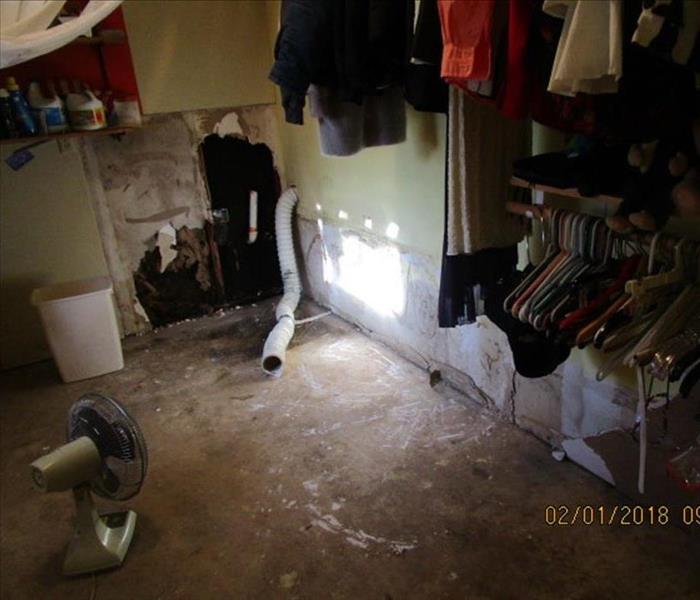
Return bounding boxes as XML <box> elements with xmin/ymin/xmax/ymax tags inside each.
<box><xmin>27</xmin><ymin>81</ymin><xmax>68</xmax><ymax>134</ymax></box>
<box><xmin>66</xmin><ymin>89</ymin><xmax>106</xmax><ymax>131</ymax></box>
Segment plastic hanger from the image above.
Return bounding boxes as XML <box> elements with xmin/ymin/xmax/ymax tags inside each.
<box><xmin>625</xmin><ymin>238</ymin><xmax>687</xmax><ymax>297</ymax></box>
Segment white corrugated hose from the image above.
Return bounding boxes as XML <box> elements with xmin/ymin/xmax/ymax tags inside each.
<box><xmin>261</xmin><ymin>187</ymin><xmax>301</xmax><ymax>376</ymax></box>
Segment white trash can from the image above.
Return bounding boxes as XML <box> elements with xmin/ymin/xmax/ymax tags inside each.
<box><xmin>31</xmin><ymin>276</ymin><xmax>124</xmax><ymax>383</ymax></box>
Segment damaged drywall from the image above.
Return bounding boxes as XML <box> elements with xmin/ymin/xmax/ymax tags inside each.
<box><xmin>135</xmin><ymin>224</ymin><xmax>217</xmax><ymax>327</ymax></box>
<box><xmin>296</xmin><ymin>215</ymin><xmax>639</xmax><ymax>445</ymax></box>
<box><xmin>79</xmin><ymin>104</ymin><xmax>285</xmax><ymax>335</ymax></box>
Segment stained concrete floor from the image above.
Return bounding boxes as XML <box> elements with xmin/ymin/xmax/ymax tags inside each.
<box><xmin>1</xmin><ymin>299</ymin><xmax>698</xmax><ymax>600</ymax></box>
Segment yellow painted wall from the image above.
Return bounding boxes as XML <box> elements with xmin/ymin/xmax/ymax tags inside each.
<box><xmin>123</xmin><ymin>0</ymin><xmax>275</xmax><ymax>115</ymax></box>
<box><xmin>280</xmin><ymin>108</ymin><xmax>447</xmax><ymax>259</ymax></box>
<box><xmin>0</xmin><ymin>141</ymin><xmax>109</xmax><ymax>369</ymax></box>
<box><xmin>264</xmin><ymin>0</ymin><xmax>446</xmax><ymax>259</ymax></box>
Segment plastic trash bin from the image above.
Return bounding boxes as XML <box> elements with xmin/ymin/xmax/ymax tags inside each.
<box><xmin>31</xmin><ymin>276</ymin><xmax>123</xmax><ymax>382</ymax></box>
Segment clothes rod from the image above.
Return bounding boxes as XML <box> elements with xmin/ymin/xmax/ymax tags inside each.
<box><xmin>505</xmin><ymin>200</ymin><xmax>699</xmax><ymax>250</ymax></box>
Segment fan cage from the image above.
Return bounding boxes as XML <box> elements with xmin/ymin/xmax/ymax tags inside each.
<box><xmin>67</xmin><ymin>393</ymin><xmax>148</xmax><ymax>501</ymax></box>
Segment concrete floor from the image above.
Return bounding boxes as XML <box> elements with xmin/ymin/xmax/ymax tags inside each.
<box><xmin>1</xmin><ymin>300</ymin><xmax>698</xmax><ymax>600</ymax></box>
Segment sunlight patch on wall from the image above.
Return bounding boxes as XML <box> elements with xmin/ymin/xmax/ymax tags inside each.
<box><xmin>386</xmin><ymin>222</ymin><xmax>400</xmax><ymax>240</ymax></box>
<box><xmin>324</xmin><ymin>233</ymin><xmax>405</xmax><ymax>316</ymax></box>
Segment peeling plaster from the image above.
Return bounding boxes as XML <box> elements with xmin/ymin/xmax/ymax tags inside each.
<box><xmin>80</xmin><ymin>104</ymin><xmax>285</xmax><ymax>335</ymax></box>
<box><xmin>156</xmin><ymin>224</ymin><xmax>178</xmax><ymax>272</ymax></box>
<box><xmin>213</xmin><ymin>112</ymin><xmax>244</xmax><ymax>137</ymax></box>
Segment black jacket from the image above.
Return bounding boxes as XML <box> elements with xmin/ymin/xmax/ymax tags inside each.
<box><xmin>269</xmin><ymin>0</ymin><xmax>413</xmax><ymax>124</ymax></box>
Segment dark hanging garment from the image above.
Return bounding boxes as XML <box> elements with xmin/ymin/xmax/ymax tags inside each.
<box><xmin>495</xmin><ymin>0</ymin><xmax>536</xmax><ymax>119</ymax></box>
<box><xmin>437</xmin><ymin>111</ymin><xmax>520</xmax><ymax>327</ymax></box>
<box><xmin>438</xmin><ymin>246</ymin><xmax>520</xmax><ymax>326</ymax></box>
<box><xmin>270</xmin><ymin>0</ymin><xmax>414</xmax><ymax>124</ymax></box>
<box><xmin>334</xmin><ymin>0</ymin><xmax>413</xmax><ymax>103</ymax></box>
<box><xmin>405</xmin><ymin>0</ymin><xmax>448</xmax><ymax>113</ymax></box>
<box><xmin>269</xmin><ymin>0</ymin><xmax>335</xmax><ymax>125</ymax></box>
<box><xmin>483</xmin><ymin>269</ymin><xmax>571</xmax><ymax>378</ymax></box>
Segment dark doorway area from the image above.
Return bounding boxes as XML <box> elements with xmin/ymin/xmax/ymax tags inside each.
<box><xmin>200</xmin><ymin>135</ymin><xmax>282</xmax><ymax>304</ymax></box>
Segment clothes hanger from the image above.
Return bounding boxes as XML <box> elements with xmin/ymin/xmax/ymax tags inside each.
<box><xmin>625</xmin><ymin>238</ymin><xmax>688</xmax><ymax>297</ymax></box>
<box><xmin>512</xmin><ymin>240</ymin><xmax>568</xmax><ymax>320</ymax></box>
<box><xmin>679</xmin><ymin>358</ymin><xmax>700</xmax><ymax>398</ymax></box>
<box><xmin>520</xmin><ymin>212</ymin><xmax>584</xmax><ymax>324</ymax></box>
<box><xmin>530</xmin><ymin>215</ymin><xmax>599</xmax><ymax>330</ymax></box>
<box><xmin>591</xmin><ymin>234</ymin><xmax>680</xmax><ymax>356</ymax></box>
<box><xmin>503</xmin><ymin>209</ymin><xmax>561</xmax><ymax>313</ymax></box>
<box><xmin>623</xmin><ymin>244</ymin><xmax>697</xmax><ymax>368</ymax></box>
<box><xmin>649</xmin><ymin>311</ymin><xmax>700</xmax><ymax>380</ymax></box>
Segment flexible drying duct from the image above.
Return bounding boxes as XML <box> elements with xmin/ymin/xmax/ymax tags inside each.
<box><xmin>261</xmin><ymin>188</ymin><xmax>301</xmax><ymax>376</ymax></box>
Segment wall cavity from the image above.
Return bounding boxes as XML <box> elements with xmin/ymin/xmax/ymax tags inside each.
<box><xmin>79</xmin><ymin>104</ymin><xmax>285</xmax><ymax>334</ymax></box>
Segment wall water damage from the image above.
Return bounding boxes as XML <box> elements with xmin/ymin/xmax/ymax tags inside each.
<box><xmin>78</xmin><ymin>104</ymin><xmax>285</xmax><ymax>334</ymax></box>
<box><xmin>291</xmin><ymin>215</ymin><xmax>693</xmax><ymax>502</ymax></box>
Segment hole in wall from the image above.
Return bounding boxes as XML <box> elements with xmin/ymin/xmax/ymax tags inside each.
<box><xmin>200</xmin><ymin>134</ymin><xmax>282</xmax><ymax>303</ymax></box>
<box><xmin>133</xmin><ymin>135</ymin><xmax>282</xmax><ymax>327</ymax></box>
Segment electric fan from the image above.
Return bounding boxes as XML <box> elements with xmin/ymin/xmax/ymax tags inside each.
<box><xmin>30</xmin><ymin>393</ymin><xmax>148</xmax><ymax>576</ymax></box>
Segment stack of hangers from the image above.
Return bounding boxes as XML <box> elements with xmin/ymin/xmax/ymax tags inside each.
<box><xmin>502</xmin><ymin>209</ymin><xmax>699</xmax><ymax>493</ymax></box>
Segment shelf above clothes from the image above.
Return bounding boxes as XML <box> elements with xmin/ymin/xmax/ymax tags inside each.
<box><xmin>510</xmin><ymin>176</ymin><xmax>622</xmax><ymax>206</ymax></box>
<box><xmin>508</xmin><ymin>177</ymin><xmax>700</xmax><ymax>240</ymax></box>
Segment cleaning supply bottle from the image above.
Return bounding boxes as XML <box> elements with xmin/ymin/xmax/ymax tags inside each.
<box><xmin>27</xmin><ymin>81</ymin><xmax>68</xmax><ymax>134</ymax></box>
<box><xmin>0</xmin><ymin>88</ymin><xmax>19</xmax><ymax>139</ymax></box>
<box><xmin>66</xmin><ymin>87</ymin><xmax>106</xmax><ymax>131</ymax></box>
<box><xmin>6</xmin><ymin>76</ymin><xmax>37</xmax><ymax>136</ymax></box>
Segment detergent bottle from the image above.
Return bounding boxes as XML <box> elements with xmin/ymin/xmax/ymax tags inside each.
<box><xmin>66</xmin><ymin>87</ymin><xmax>106</xmax><ymax>131</ymax></box>
<box><xmin>27</xmin><ymin>81</ymin><xmax>68</xmax><ymax>134</ymax></box>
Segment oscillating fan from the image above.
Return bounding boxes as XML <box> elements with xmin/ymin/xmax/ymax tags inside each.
<box><xmin>30</xmin><ymin>393</ymin><xmax>148</xmax><ymax>576</ymax></box>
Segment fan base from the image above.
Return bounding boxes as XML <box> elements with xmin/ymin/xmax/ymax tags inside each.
<box><xmin>63</xmin><ymin>486</ymin><xmax>137</xmax><ymax>576</ymax></box>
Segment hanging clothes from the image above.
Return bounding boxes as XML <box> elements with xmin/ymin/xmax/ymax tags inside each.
<box><xmin>269</xmin><ymin>0</ymin><xmax>414</xmax><ymax>126</ymax></box>
<box><xmin>528</xmin><ymin>0</ymin><xmax>697</xmax><ymax>141</ymax></box>
<box><xmin>269</xmin><ymin>0</ymin><xmax>335</xmax><ymax>125</ymax></box>
<box><xmin>446</xmin><ymin>87</ymin><xmax>528</xmax><ymax>255</ymax></box>
<box><xmin>461</xmin><ymin>0</ymin><xmax>509</xmax><ymax>104</ymax></box>
<box><xmin>308</xmin><ymin>85</ymin><xmax>406</xmax><ymax>157</ymax></box>
<box><xmin>438</xmin><ymin>0</ymin><xmax>495</xmax><ymax>87</ymax></box>
<box><xmin>438</xmin><ymin>87</ymin><xmax>528</xmax><ymax>327</ymax></box>
<box><xmin>495</xmin><ymin>0</ymin><xmax>536</xmax><ymax>120</ymax></box>
<box><xmin>405</xmin><ymin>0</ymin><xmax>448</xmax><ymax>113</ymax></box>
<box><xmin>542</xmin><ymin>0</ymin><xmax>624</xmax><ymax>97</ymax></box>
